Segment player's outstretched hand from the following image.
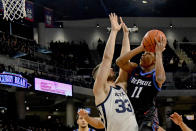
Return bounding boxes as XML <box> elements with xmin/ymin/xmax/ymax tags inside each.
<box><xmin>170</xmin><ymin>112</ymin><xmax>183</xmax><ymax>126</ymax></box>
<box><xmin>78</xmin><ymin>109</ymin><xmax>89</xmax><ymax>118</ymax></box>
<box><xmin>120</xmin><ymin>17</ymin><xmax>129</xmax><ymax>34</ymax></box>
<box><xmin>109</xmin><ymin>13</ymin><xmax>122</xmax><ymax>32</ymax></box>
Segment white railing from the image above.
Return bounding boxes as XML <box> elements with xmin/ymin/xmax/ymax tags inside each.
<box><xmin>17</xmin><ymin>58</ymin><xmax>76</xmax><ymax>77</ymax></box>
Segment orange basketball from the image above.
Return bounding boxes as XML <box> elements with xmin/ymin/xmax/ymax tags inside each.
<box><xmin>142</xmin><ymin>29</ymin><xmax>167</xmax><ymax>52</ymax></box>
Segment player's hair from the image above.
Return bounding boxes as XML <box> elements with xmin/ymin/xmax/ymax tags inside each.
<box><xmin>76</xmin><ymin>114</ymin><xmax>79</xmax><ymax>121</ymax></box>
<box><xmin>92</xmin><ymin>64</ymin><xmax>101</xmax><ymax>80</ymax></box>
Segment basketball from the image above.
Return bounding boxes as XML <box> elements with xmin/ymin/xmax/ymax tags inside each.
<box><xmin>142</xmin><ymin>29</ymin><xmax>167</xmax><ymax>52</ymax></box>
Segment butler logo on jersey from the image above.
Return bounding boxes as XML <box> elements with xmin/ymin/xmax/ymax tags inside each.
<box><xmin>115</xmin><ymin>91</ymin><xmax>126</xmax><ymax>96</ymax></box>
<box><xmin>130</xmin><ymin>77</ymin><xmax>152</xmax><ymax>86</ymax></box>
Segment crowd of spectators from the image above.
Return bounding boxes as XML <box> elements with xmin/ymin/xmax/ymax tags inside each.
<box><xmin>180</xmin><ymin>43</ymin><xmax>196</xmax><ymax>64</ymax></box>
<box><xmin>0</xmin><ymin>32</ymin><xmax>37</xmax><ymax>58</ymax></box>
<box><xmin>0</xmin><ymin>28</ymin><xmax>195</xmax><ymax>89</ymax></box>
<box><xmin>49</xmin><ymin>40</ymin><xmax>93</xmax><ymax>70</ymax></box>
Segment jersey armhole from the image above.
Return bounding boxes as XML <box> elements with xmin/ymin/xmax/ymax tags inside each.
<box><xmin>96</xmin><ymin>87</ymin><xmax>112</xmax><ymax>107</ymax></box>
<box><xmin>128</xmin><ymin>66</ymin><xmax>139</xmax><ymax>79</ymax></box>
<box><xmin>153</xmin><ymin>72</ymin><xmax>161</xmax><ymax>91</ymax></box>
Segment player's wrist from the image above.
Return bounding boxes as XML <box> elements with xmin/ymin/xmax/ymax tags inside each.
<box><xmin>155</xmin><ymin>51</ymin><xmax>162</xmax><ymax>55</ymax></box>
<box><xmin>111</xmin><ymin>30</ymin><xmax>119</xmax><ymax>34</ymax></box>
<box><xmin>178</xmin><ymin>121</ymin><xmax>184</xmax><ymax>126</ymax></box>
<box><xmin>123</xmin><ymin>31</ymin><xmax>129</xmax><ymax>35</ymax></box>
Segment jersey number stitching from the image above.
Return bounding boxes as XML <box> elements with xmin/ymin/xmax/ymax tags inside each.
<box><xmin>115</xmin><ymin>99</ymin><xmax>132</xmax><ymax>113</ymax></box>
<box><xmin>131</xmin><ymin>86</ymin><xmax>143</xmax><ymax>98</ymax></box>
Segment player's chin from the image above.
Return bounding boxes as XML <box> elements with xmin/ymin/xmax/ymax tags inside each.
<box><xmin>139</xmin><ymin>60</ymin><xmax>142</xmax><ymax>65</ymax></box>
<box><xmin>140</xmin><ymin>60</ymin><xmax>145</xmax><ymax>67</ymax></box>
<box><xmin>140</xmin><ymin>61</ymin><xmax>150</xmax><ymax>68</ymax></box>
<box><xmin>81</xmin><ymin>124</ymin><xmax>87</xmax><ymax>128</ymax></box>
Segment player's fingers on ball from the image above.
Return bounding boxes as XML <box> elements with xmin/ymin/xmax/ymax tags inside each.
<box><xmin>161</xmin><ymin>35</ymin><xmax>164</xmax><ymax>42</ymax></box>
<box><xmin>155</xmin><ymin>37</ymin><xmax>158</xmax><ymax>44</ymax></box>
<box><xmin>159</xmin><ymin>35</ymin><xmax>162</xmax><ymax>41</ymax></box>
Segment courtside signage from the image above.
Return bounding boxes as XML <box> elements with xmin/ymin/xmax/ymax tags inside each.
<box><xmin>35</xmin><ymin>78</ymin><xmax>72</xmax><ymax>96</ymax></box>
<box><xmin>0</xmin><ymin>72</ymin><xmax>31</xmax><ymax>88</ymax></box>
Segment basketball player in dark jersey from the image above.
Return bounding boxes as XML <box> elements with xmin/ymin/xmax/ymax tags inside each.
<box><xmin>116</xmin><ymin>33</ymin><xmax>167</xmax><ymax>131</ymax></box>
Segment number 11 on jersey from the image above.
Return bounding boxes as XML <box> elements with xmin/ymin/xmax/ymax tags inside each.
<box><xmin>131</xmin><ymin>86</ymin><xmax>143</xmax><ymax>98</ymax></box>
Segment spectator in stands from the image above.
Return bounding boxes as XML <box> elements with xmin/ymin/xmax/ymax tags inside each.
<box><xmin>170</xmin><ymin>112</ymin><xmax>193</xmax><ymax>131</ymax></box>
<box><xmin>182</xmin><ymin>37</ymin><xmax>189</xmax><ymax>42</ymax></box>
<box><xmin>182</xmin><ymin>60</ymin><xmax>189</xmax><ymax>72</ymax></box>
<box><xmin>173</xmin><ymin>39</ymin><xmax>178</xmax><ymax>49</ymax></box>
<box><xmin>78</xmin><ymin>109</ymin><xmax>104</xmax><ymax>130</ymax></box>
<box><xmin>74</xmin><ymin>109</ymin><xmax>96</xmax><ymax>131</ymax></box>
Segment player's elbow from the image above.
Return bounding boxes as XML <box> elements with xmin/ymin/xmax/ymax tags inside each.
<box><xmin>116</xmin><ymin>57</ymin><xmax>125</xmax><ymax>67</ymax></box>
<box><xmin>95</xmin><ymin>121</ymin><xmax>105</xmax><ymax>129</ymax></box>
<box><xmin>93</xmin><ymin>125</ymin><xmax>104</xmax><ymax>129</ymax></box>
<box><xmin>91</xmin><ymin>122</ymin><xmax>104</xmax><ymax>129</ymax></box>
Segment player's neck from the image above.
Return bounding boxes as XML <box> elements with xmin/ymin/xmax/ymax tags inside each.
<box><xmin>78</xmin><ymin>126</ymin><xmax>89</xmax><ymax>131</ymax></box>
<box><xmin>141</xmin><ymin>65</ymin><xmax>155</xmax><ymax>73</ymax></box>
<box><xmin>107</xmin><ymin>81</ymin><xmax>115</xmax><ymax>87</ymax></box>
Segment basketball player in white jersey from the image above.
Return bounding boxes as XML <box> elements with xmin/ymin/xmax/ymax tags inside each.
<box><xmin>92</xmin><ymin>13</ymin><xmax>138</xmax><ymax>131</ymax></box>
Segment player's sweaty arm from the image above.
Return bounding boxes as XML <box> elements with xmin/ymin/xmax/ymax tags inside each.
<box><xmin>115</xmin><ymin>17</ymin><xmax>130</xmax><ymax>90</ymax></box>
<box><xmin>116</xmin><ymin>44</ymin><xmax>144</xmax><ymax>73</ymax></box>
<box><xmin>154</xmin><ymin>36</ymin><xmax>166</xmax><ymax>87</ymax></box>
<box><xmin>93</xmin><ymin>13</ymin><xmax>122</xmax><ymax>105</ymax></box>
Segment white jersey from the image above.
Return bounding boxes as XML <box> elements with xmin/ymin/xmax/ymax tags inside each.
<box><xmin>96</xmin><ymin>85</ymin><xmax>138</xmax><ymax>131</ymax></box>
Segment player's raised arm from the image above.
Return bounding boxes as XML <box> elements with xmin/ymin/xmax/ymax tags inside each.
<box><xmin>116</xmin><ymin>43</ymin><xmax>144</xmax><ymax>74</ymax></box>
<box><xmin>93</xmin><ymin>13</ymin><xmax>121</xmax><ymax>104</ymax></box>
<box><xmin>154</xmin><ymin>36</ymin><xmax>166</xmax><ymax>87</ymax></box>
<box><xmin>115</xmin><ymin>17</ymin><xmax>133</xmax><ymax>90</ymax></box>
